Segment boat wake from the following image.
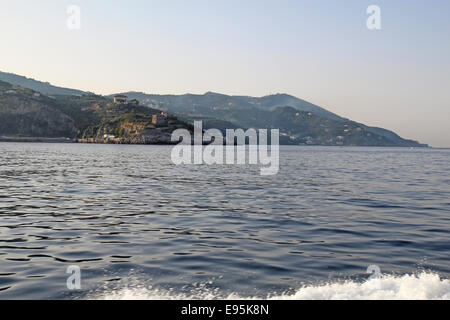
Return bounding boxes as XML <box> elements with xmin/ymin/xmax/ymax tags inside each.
<box><xmin>90</xmin><ymin>272</ymin><xmax>449</xmax><ymax>300</ymax></box>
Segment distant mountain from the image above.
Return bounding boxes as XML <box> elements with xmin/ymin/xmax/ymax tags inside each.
<box><xmin>267</xmin><ymin>106</ymin><xmax>425</xmax><ymax>146</ymax></box>
<box><xmin>0</xmin><ymin>71</ymin><xmax>428</xmax><ymax>146</ymax></box>
<box><xmin>241</xmin><ymin>93</ymin><xmax>344</xmax><ymax>120</ymax></box>
<box><xmin>116</xmin><ymin>91</ymin><xmax>342</xmax><ymax>120</ymax></box>
<box><xmin>0</xmin><ymin>71</ymin><xmax>86</xmax><ymax>96</ymax></box>
<box><xmin>118</xmin><ymin>91</ymin><xmax>427</xmax><ymax>147</ymax></box>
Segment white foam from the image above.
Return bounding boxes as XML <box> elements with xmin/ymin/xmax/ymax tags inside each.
<box><xmin>269</xmin><ymin>272</ymin><xmax>450</xmax><ymax>300</ymax></box>
<box><xmin>92</xmin><ymin>272</ymin><xmax>450</xmax><ymax>300</ymax></box>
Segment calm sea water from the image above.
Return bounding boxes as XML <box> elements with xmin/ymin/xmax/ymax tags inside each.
<box><xmin>0</xmin><ymin>143</ymin><xmax>449</xmax><ymax>299</ymax></box>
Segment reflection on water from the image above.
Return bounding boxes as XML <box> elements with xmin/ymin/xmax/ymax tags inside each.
<box><xmin>0</xmin><ymin>143</ymin><xmax>449</xmax><ymax>299</ymax></box>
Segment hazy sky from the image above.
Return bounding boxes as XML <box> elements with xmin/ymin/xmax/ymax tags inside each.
<box><xmin>1</xmin><ymin>0</ymin><xmax>449</xmax><ymax>147</ymax></box>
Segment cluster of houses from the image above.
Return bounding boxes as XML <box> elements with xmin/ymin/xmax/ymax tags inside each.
<box><xmin>113</xmin><ymin>94</ymin><xmax>128</xmax><ymax>104</ymax></box>
<box><xmin>113</xmin><ymin>94</ymin><xmax>139</xmax><ymax>106</ymax></box>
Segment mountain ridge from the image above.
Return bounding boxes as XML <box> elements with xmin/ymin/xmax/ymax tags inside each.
<box><xmin>0</xmin><ymin>71</ymin><xmax>86</xmax><ymax>96</ymax></box>
<box><xmin>118</xmin><ymin>91</ymin><xmax>426</xmax><ymax>147</ymax></box>
<box><xmin>0</xmin><ymin>72</ymin><xmax>428</xmax><ymax>147</ymax></box>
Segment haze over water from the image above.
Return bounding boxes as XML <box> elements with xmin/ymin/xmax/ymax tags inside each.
<box><xmin>0</xmin><ymin>143</ymin><xmax>449</xmax><ymax>299</ymax></box>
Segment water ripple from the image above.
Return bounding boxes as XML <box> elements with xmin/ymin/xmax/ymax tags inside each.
<box><xmin>0</xmin><ymin>143</ymin><xmax>449</xmax><ymax>299</ymax></box>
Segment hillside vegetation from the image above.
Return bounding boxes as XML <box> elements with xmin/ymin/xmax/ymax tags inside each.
<box><xmin>0</xmin><ymin>81</ymin><xmax>191</xmax><ymax>144</ymax></box>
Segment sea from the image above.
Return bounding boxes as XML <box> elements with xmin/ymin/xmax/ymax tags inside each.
<box><xmin>0</xmin><ymin>143</ymin><xmax>449</xmax><ymax>299</ymax></box>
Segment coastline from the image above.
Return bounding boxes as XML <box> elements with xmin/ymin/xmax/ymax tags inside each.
<box><xmin>73</xmin><ymin>137</ymin><xmax>178</xmax><ymax>145</ymax></box>
<box><xmin>0</xmin><ymin>136</ymin><xmax>72</xmax><ymax>143</ymax></box>
<box><xmin>0</xmin><ymin>136</ymin><xmax>432</xmax><ymax>148</ymax></box>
